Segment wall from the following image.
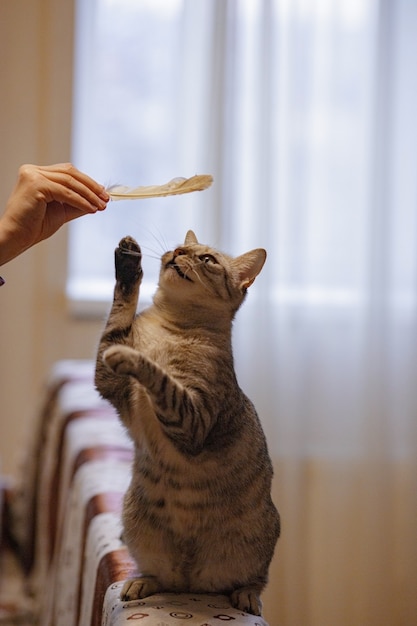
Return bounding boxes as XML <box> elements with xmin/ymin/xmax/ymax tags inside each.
<box><xmin>0</xmin><ymin>0</ymin><xmax>104</xmax><ymax>476</ymax></box>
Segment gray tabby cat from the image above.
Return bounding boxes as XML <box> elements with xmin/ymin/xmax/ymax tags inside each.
<box><xmin>95</xmin><ymin>230</ymin><xmax>280</xmax><ymax>616</ymax></box>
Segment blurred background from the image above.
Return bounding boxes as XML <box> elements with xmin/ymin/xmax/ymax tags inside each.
<box><xmin>1</xmin><ymin>1</ymin><xmax>417</xmax><ymax>624</ymax></box>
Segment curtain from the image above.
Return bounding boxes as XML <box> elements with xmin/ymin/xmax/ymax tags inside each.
<box><xmin>180</xmin><ymin>1</ymin><xmax>417</xmax><ymax>624</ymax></box>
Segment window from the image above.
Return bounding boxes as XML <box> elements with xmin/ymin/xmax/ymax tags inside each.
<box><xmin>69</xmin><ymin>0</ymin><xmax>416</xmax><ymax>315</ymax></box>
<box><xmin>68</xmin><ymin>0</ymin><xmax>211</xmax><ymax>314</ymax></box>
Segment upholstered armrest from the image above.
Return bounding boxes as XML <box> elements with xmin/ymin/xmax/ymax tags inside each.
<box><xmin>11</xmin><ymin>360</ymin><xmax>269</xmax><ymax>626</ymax></box>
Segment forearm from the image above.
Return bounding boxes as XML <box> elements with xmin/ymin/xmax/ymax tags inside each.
<box><xmin>0</xmin><ymin>216</ymin><xmax>25</xmax><ymax>266</ymax></box>
<box><xmin>0</xmin><ymin>190</ymin><xmax>42</xmax><ymax>266</ymax></box>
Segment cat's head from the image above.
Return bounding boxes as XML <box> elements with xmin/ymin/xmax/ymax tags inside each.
<box><xmin>156</xmin><ymin>230</ymin><xmax>266</xmax><ymax>319</ymax></box>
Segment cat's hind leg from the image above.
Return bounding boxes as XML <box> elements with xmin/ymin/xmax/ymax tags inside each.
<box><xmin>230</xmin><ymin>586</ymin><xmax>263</xmax><ymax>616</ymax></box>
<box><xmin>121</xmin><ymin>575</ymin><xmax>162</xmax><ymax>602</ymax></box>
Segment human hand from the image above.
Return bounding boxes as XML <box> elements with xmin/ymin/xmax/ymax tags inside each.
<box><xmin>0</xmin><ymin>163</ymin><xmax>109</xmax><ymax>266</ymax></box>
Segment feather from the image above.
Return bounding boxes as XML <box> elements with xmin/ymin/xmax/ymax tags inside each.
<box><xmin>107</xmin><ymin>174</ymin><xmax>213</xmax><ymax>200</ymax></box>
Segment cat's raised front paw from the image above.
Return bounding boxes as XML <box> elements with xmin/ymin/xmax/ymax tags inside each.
<box><xmin>121</xmin><ymin>575</ymin><xmax>162</xmax><ymax>601</ymax></box>
<box><xmin>115</xmin><ymin>236</ymin><xmax>143</xmax><ymax>288</ymax></box>
<box><xmin>230</xmin><ymin>586</ymin><xmax>263</xmax><ymax>616</ymax></box>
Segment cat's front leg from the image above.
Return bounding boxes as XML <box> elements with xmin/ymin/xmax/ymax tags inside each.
<box><xmin>98</xmin><ymin>237</ymin><xmax>142</xmax><ymax>343</ymax></box>
<box><xmin>95</xmin><ymin>237</ymin><xmax>143</xmax><ymax>401</ymax></box>
<box><xmin>103</xmin><ymin>345</ymin><xmax>213</xmax><ymax>454</ymax></box>
<box><xmin>115</xmin><ymin>235</ymin><xmax>143</xmax><ymax>301</ymax></box>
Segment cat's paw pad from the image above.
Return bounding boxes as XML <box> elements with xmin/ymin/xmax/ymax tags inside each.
<box><xmin>115</xmin><ymin>236</ymin><xmax>143</xmax><ymax>287</ymax></box>
<box><xmin>103</xmin><ymin>345</ymin><xmax>138</xmax><ymax>375</ymax></box>
<box><xmin>230</xmin><ymin>587</ymin><xmax>262</xmax><ymax>616</ymax></box>
<box><xmin>120</xmin><ymin>576</ymin><xmax>161</xmax><ymax>601</ymax></box>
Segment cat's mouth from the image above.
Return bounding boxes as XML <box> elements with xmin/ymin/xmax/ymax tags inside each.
<box><xmin>166</xmin><ymin>260</ymin><xmax>193</xmax><ymax>282</ymax></box>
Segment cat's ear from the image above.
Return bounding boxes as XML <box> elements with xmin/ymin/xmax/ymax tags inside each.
<box><xmin>234</xmin><ymin>249</ymin><xmax>267</xmax><ymax>290</ymax></box>
<box><xmin>184</xmin><ymin>230</ymin><xmax>199</xmax><ymax>245</ymax></box>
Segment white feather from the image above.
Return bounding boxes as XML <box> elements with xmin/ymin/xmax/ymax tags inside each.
<box><xmin>106</xmin><ymin>174</ymin><xmax>213</xmax><ymax>200</ymax></box>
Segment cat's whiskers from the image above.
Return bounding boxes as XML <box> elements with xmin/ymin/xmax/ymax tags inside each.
<box><xmin>176</xmin><ymin>262</ymin><xmax>195</xmax><ymax>285</ymax></box>
<box><xmin>189</xmin><ymin>264</ymin><xmax>217</xmax><ymax>296</ymax></box>
<box><xmin>141</xmin><ymin>248</ymin><xmax>162</xmax><ymax>262</ymax></box>
<box><xmin>149</xmin><ymin>228</ymin><xmax>169</xmax><ymax>256</ymax></box>
<box><xmin>140</xmin><ymin>240</ymin><xmax>166</xmax><ymax>257</ymax></box>
<box><xmin>173</xmin><ymin>260</ymin><xmax>207</xmax><ymax>291</ymax></box>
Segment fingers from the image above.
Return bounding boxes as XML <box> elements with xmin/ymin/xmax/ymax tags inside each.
<box><xmin>40</xmin><ymin>163</ymin><xmax>108</xmax><ymax>199</ymax></box>
<box><xmin>41</xmin><ymin>162</ymin><xmax>110</xmax><ymax>211</ymax></box>
<box><xmin>48</xmin><ymin>178</ymin><xmax>108</xmax><ymax>214</ymax></box>
<box><xmin>19</xmin><ymin>163</ymin><xmax>109</xmax><ymax>214</ymax></box>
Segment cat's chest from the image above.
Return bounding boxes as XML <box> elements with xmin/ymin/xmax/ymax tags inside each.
<box><xmin>135</xmin><ymin>319</ymin><xmax>204</xmax><ymax>373</ymax></box>
<box><xmin>135</xmin><ymin>319</ymin><xmax>171</xmax><ymax>354</ymax></box>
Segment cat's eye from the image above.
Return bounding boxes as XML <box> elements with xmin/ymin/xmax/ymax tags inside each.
<box><xmin>200</xmin><ymin>254</ymin><xmax>216</xmax><ymax>264</ymax></box>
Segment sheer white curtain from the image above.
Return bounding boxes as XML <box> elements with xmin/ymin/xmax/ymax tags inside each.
<box><xmin>179</xmin><ymin>1</ymin><xmax>417</xmax><ymax>624</ymax></box>
<box><xmin>69</xmin><ymin>0</ymin><xmax>417</xmax><ymax>623</ymax></box>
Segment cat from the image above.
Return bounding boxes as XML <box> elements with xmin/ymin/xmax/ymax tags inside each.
<box><xmin>94</xmin><ymin>230</ymin><xmax>280</xmax><ymax>616</ymax></box>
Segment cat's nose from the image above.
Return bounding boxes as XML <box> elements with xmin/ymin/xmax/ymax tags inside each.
<box><xmin>173</xmin><ymin>247</ymin><xmax>186</xmax><ymax>256</ymax></box>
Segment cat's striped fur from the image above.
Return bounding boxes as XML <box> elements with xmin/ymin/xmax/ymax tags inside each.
<box><xmin>94</xmin><ymin>230</ymin><xmax>280</xmax><ymax>616</ymax></box>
